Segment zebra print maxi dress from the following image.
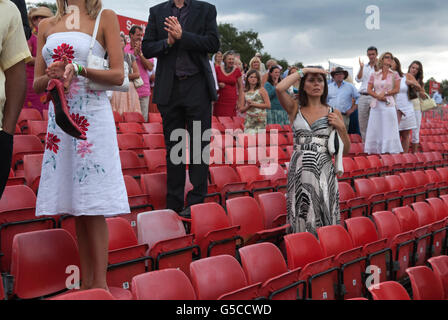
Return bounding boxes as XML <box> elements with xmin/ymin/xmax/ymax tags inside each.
<box><xmin>286</xmin><ymin>106</ymin><xmax>340</xmax><ymax>236</ymax></box>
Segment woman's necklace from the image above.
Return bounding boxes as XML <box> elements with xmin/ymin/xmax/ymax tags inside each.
<box><xmin>224</xmin><ymin>66</ymin><xmax>233</xmax><ymax>74</ymax></box>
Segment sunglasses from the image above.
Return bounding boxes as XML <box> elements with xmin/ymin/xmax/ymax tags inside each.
<box><xmin>383</xmin><ymin>55</ymin><xmax>392</xmax><ymax>59</ymax></box>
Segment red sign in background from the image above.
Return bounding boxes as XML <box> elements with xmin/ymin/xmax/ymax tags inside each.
<box><xmin>117</xmin><ymin>15</ymin><xmax>148</xmax><ymax>42</ymax></box>
<box><xmin>429</xmin><ymin>80</ymin><xmax>441</xmax><ymax>95</ymax></box>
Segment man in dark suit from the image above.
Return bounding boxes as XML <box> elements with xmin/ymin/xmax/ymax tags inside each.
<box><xmin>142</xmin><ymin>0</ymin><xmax>220</xmax><ymax>216</ymax></box>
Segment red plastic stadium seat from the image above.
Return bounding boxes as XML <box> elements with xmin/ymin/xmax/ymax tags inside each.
<box><xmin>50</xmin><ymin>288</ymin><xmax>116</xmax><ymax>300</ymax></box>
<box><xmin>372</xmin><ymin>211</ymin><xmax>415</xmax><ymax>281</ymax></box>
<box><xmin>411</xmin><ymin>171</ymin><xmax>436</xmax><ymax>198</ymax></box>
<box><xmin>123</xmin><ymin>112</ymin><xmax>145</xmax><ymax>123</ymax></box>
<box><xmin>23</xmin><ymin>154</ymin><xmax>43</xmax><ymax>194</ymax></box>
<box><xmin>353</xmin><ymin>156</ymin><xmax>376</xmax><ymax>177</ymax></box>
<box><xmin>117</xmin><ymin>122</ymin><xmax>145</xmax><ymax>134</ymax></box>
<box><xmin>339</xmin><ymin>158</ymin><xmax>365</xmax><ymax>183</ymax></box>
<box><xmin>143</xmin><ymin>134</ymin><xmax>165</xmax><ymax>150</ymax></box>
<box><xmin>140</xmin><ymin>173</ymin><xmax>167</xmax><ymax>210</ymax></box>
<box><xmin>348</xmin><ymin>143</ymin><xmax>365</xmax><ymax>157</ymax></box>
<box><xmin>368</xmin><ymin>281</ymin><xmax>410</xmax><ymax>300</ymax></box>
<box><xmin>426</xmin><ymin>169</ymin><xmax>448</xmax><ymax>196</ymax></box>
<box><xmin>27</xmin><ymin>120</ymin><xmax>48</xmax><ymax>143</ymax></box>
<box><xmin>209</xmin><ymin>166</ymin><xmax>250</xmax><ymax>205</ymax></box>
<box><xmin>411</xmin><ymin>201</ymin><xmax>446</xmax><ymax>257</ymax></box>
<box><xmin>402</xmin><ymin>153</ymin><xmax>425</xmax><ymax>171</ymax></box>
<box><xmin>106</xmin><ymin>217</ymin><xmax>151</xmax><ymax>291</ymax></box>
<box><xmin>235</xmin><ymin>165</ymin><xmax>274</xmax><ymax>197</ymax></box>
<box><xmin>142</xmin><ymin>122</ymin><xmax>163</xmax><ymax>135</ymax></box>
<box><xmin>239</xmin><ymin>243</ymin><xmax>303</xmax><ymax>300</ymax></box>
<box><xmin>120</xmin><ymin>150</ymin><xmax>148</xmax><ymax>178</ymax></box>
<box><xmin>190</xmin><ymin>203</ymin><xmax>242</xmax><ymax>258</ymax></box>
<box><xmin>190</xmin><ymin>255</ymin><xmax>260</xmax><ymax>300</ymax></box>
<box><xmin>113</xmin><ymin>111</ymin><xmax>122</xmax><ymax>123</ymax></box>
<box><xmin>380</xmin><ymin>154</ymin><xmax>402</xmax><ymax>173</ymax></box>
<box><xmin>338</xmin><ymin>182</ymin><xmax>368</xmax><ymax>221</ymax></box>
<box><xmin>354</xmin><ymin>179</ymin><xmax>386</xmax><ymax>215</ymax></box>
<box><xmin>143</xmin><ymin>149</ymin><xmax>167</xmax><ymax>173</ymax></box>
<box><xmin>369</xmin><ymin>176</ymin><xmax>402</xmax><ymax>211</ymax></box>
<box><xmin>345</xmin><ymin>217</ymin><xmax>390</xmax><ymax>283</ymax></box>
<box><xmin>349</xmin><ymin>134</ymin><xmax>362</xmax><ymax>143</ymax></box>
<box><xmin>284</xmin><ymin>232</ymin><xmax>338</xmax><ymax>300</ymax></box>
<box><xmin>132</xmin><ymin>269</ymin><xmax>196</xmax><ymax>300</ymax></box>
<box><xmin>366</xmin><ymin>155</ymin><xmax>388</xmax><ymax>176</ymax></box>
<box><xmin>6</xmin><ymin>168</ymin><xmax>25</xmax><ymax>187</ymax></box>
<box><xmin>425</xmin><ymin>197</ymin><xmax>448</xmax><ymax>222</ymax></box>
<box><xmin>148</xmin><ymin>113</ymin><xmax>162</xmax><ymax>123</ymax></box>
<box><xmin>259</xmin><ymin>163</ymin><xmax>287</xmax><ymax>194</ymax></box>
<box><xmin>257</xmin><ymin>192</ymin><xmax>287</xmax><ymax>228</ymax></box>
<box><xmin>384</xmin><ymin>175</ymin><xmax>415</xmax><ymax>207</ymax></box>
<box><xmin>10</xmin><ymin>229</ymin><xmax>80</xmax><ymax>299</ymax></box>
<box><xmin>0</xmin><ymin>185</ymin><xmax>55</xmax><ymax>273</ymax></box>
<box><xmin>12</xmin><ymin>135</ymin><xmax>44</xmax><ymax>171</ymax></box>
<box><xmin>406</xmin><ymin>266</ymin><xmax>445</xmax><ymax>300</ymax></box>
<box><xmin>393</xmin><ymin>206</ymin><xmax>431</xmax><ymax>267</ymax></box>
<box><xmin>427</xmin><ymin>256</ymin><xmax>448</xmax><ymax>299</ymax></box>
<box><xmin>17</xmin><ymin>108</ymin><xmax>42</xmax><ymax>133</ymax></box>
<box><xmin>226</xmin><ymin>197</ymin><xmax>288</xmax><ymax>246</ymax></box>
<box><xmin>317</xmin><ymin>225</ymin><xmax>365</xmax><ymax>299</ymax></box>
<box><xmin>137</xmin><ymin>210</ymin><xmax>198</xmax><ymax>277</ymax></box>
<box><xmin>117</xmin><ymin>134</ymin><xmax>146</xmax><ymax>156</ymax></box>
<box><xmin>123</xmin><ymin>175</ymin><xmax>152</xmax><ymax>234</ymax></box>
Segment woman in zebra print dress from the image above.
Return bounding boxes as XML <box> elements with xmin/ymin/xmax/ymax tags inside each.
<box><xmin>276</xmin><ymin>67</ymin><xmax>351</xmax><ymax>236</ymax></box>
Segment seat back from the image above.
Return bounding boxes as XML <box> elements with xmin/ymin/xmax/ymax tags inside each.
<box><xmin>384</xmin><ymin>175</ymin><xmax>404</xmax><ymax>192</ymax></box>
<box><xmin>11</xmin><ymin>229</ymin><xmax>80</xmax><ymax>299</ymax></box>
<box><xmin>140</xmin><ymin>173</ymin><xmax>167</xmax><ymax>210</ymax></box>
<box><xmin>226</xmin><ymin>197</ymin><xmax>264</xmax><ymax>239</ymax></box>
<box><xmin>51</xmin><ymin>288</ymin><xmax>116</xmax><ymax>300</ymax></box>
<box><xmin>132</xmin><ymin>269</ymin><xmax>196</xmax><ymax>300</ymax></box>
<box><xmin>118</xmin><ymin>122</ymin><xmax>145</xmax><ymax>134</ymax></box>
<box><xmin>137</xmin><ymin>210</ymin><xmax>186</xmax><ymax>250</ymax></box>
<box><xmin>427</xmin><ymin>256</ymin><xmax>448</xmax><ymax>299</ymax></box>
<box><xmin>106</xmin><ymin>217</ymin><xmax>138</xmax><ymax>250</ymax></box>
<box><xmin>317</xmin><ymin>225</ymin><xmax>354</xmax><ymax>257</ymax></box>
<box><xmin>190</xmin><ymin>203</ymin><xmax>231</xmax><ymax>241</ymax></box>
<box><xmin>123</xmin><ymin>112</ymin><xmax>145</xmax><ymax>123</ymax></box>
<box><xmin>143</xmin><ymin>149</ymin><xmax>167</xmax><ymax>173</ymax></box>
<box><xmin>406</xmin><ymin>266</ymin><xmax>445</xmax><ymax>300</ymax></box>
<box><xmin>372</xmin><ymin>211</ymin><xmax>402</xmax><ymax>240</ymax></box>
<box><xmin>209</xmin><ymin>166</ymin><xmax>241</xmax><ymax>189</ymax></box>
<box><xmin>189</xmin><ymin>255</ymin><xmax>248</xmax><ymax>300</ymax></box>
<box><xmin>354</xmin><ymin>179</ymin><xmax>376</xmax><ymax>198</ymax></box>
<box><xmin>410</xmin><ymin>202</ymin><xmax>436</xmax><ymax>227</ymax></box>
<box><xmin>148</xmin><ymin>113</ymin><xmax>162</xmax><ymax>123</ymax></box>
<box><xmin>142</xmin><ymin>122</ymin><xmax>163</xmax><ymax>134</ymax></box>
<box><xmin>345</xmin><ymin>217</ymin><xmax>379</xmax><ymax>247</ymax></box>
<box><xmin>392</xmin><ymin>206</ymin><xmax>419</xmax><ymax>232</ymax></box>
<box><xmin>23</xmin><ymin>154</ymin><xmax>43</xmax><ymax>194</ymax></box>
<box><xmin>284</xmin><ymin>232</ymin><xmax>325</xmax><ymax>269</ymax></box>
<box><xmin>257</xmin><ymin>192</ymin><xmax>286</xmax><ymax>228</ymax></box>
<box><xmin>425</xmin><ymin>198</ymin><xmax>448</xmax><ymax>221</ymax></box>
<box><xmin>12</xmin><ymin>135</ymin><xmax>44</xmax><ymax>170</ymax></box>
<box><xmin>143</xmin><ymin>134</ymin><xmax>165</xmax><ymax>150</ymax></box>
<box><xmin>239</xmin><ymin>242</ymin><xmax>288</xmax><ymax>284</ymax></box>
<box><xmin>368</xmin><ymin>281</ymin><xmax>410</xmax><ymax>300</ymax></box>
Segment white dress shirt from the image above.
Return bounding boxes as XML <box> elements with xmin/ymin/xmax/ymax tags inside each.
<box><xmin>356</xmin><ymin>63</ymin><xmax>376</xmax><ymax>94</ymax></box>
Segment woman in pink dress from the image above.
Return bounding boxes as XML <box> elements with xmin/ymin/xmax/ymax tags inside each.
<box><xmin>25</xmin><ymin>7</ymin><xmax>54</xmax><ymax>114</ymax></box>
<box><xmin>213</xmin><ymin>51</ymin><xmax>244</xmax><ymax>117</ymax></box>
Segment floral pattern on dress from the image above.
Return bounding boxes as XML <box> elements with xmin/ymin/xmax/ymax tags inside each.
<box><xmin>77</xmin><ymin>140</ymin><xmax>93</xmax><ymax>158</ymax></box>
<box><xmin>46</xmin><ymin>133</ymin><xmax>60</xmax><ymax>154</ymax></box>
<box><xmin>52</xmin><ymin>43</ymin><xmax>75</xmax><ymax>63</ymax></box>
<box><xmin>71</xmin><ymin>113</ymin><xmax>90</xmax><ymax>136</ymax></box>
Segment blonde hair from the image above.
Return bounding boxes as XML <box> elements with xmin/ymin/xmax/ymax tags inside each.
<box><xmin>56</xmin><ymin>0</ymin><xmax>102</xmax><ymax>20</ymax></box>
<box><xmin>249</xmin><ymin>56</ymin><xmax>261</xmax><ymax>71</ymax></box>
<box><xmin>377</xmin><ymin>52</ymin><xmax>394</xmax><ymax>70</ymax></box>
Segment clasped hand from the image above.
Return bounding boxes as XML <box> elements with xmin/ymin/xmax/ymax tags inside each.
<box><xmin>328</xmin><ymin>112</ymin><xmax>345</xmax><ymax>131</ymax></box>
<box><xmin>164</xmin><ymin>16</ymin><xmax>182</xmax><ymax>45</ymax></box>
<box><xmin>46</xmin><ymin>56</ymin><xmax>75</xmax><ymax>93</ymax></box>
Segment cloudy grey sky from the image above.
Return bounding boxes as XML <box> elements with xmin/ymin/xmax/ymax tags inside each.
<box><xmin>28</xmin><ymin>0</ymin><xmax>448</xmax><ymax>82</ymax></box>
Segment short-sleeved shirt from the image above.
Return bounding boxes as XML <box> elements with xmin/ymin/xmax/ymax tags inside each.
<box><xmin>327</xmin><ymin>81</ymin><xmax>360</xmax><ymax>113</ymax></box>
<box><xmin>125</xmin><ymin>43</ymin><xmax>152</xmax><ymax>98</ymax></box>
<box><xmin>0</xmin><ymin>0</ymin><xmax>32</xmax><ymax>130</ymax></box>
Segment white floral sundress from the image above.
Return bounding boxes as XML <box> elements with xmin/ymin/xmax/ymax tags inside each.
<box><xmin>36</xmin><ymin>32</ymin><xmax>130</xmax><ymax>217</ymax></box>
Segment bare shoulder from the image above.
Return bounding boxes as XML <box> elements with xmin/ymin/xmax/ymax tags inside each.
<box><xmin>39</xmin><ymin>16</ymin><xmax>57</xmax><ymax>37</ymax></box>
<box><xmin>101</xmin><ymin>9</ymin><xmax>118</xmax><ymax>21</ymax></box>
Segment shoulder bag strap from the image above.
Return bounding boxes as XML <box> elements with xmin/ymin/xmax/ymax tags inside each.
<box><xmin>88</xmin><ymin>8</ymin><xmax>105</xmax><ymax>57</ymax></box>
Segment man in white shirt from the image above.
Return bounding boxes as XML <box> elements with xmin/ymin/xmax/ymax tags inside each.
<box><xmin>356</xmin><ymin>46</ymin><xmax>378</xmax><ymax>141</ymax></box>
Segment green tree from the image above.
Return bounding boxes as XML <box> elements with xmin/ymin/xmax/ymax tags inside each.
<box><xmin>218</xmin><ymin>23</ymin><xmax>263</xmax><ymax>65</ymax></box>
<box><xmin>26</xmin><ymin>2</ymin><xmax>57</xmax><ymax>14</ymax></box>
<box><xmin>441</xmin><ymin>80</ymin><xmax>448</xmax><ymax>99</ymax></box>
<box><xmin>424</xmin><ymin>77</ymin><xmax>435</xmax><ymax>94</ymax></box>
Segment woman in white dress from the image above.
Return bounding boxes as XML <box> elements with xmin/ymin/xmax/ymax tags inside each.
<box><xmin>391</xmin><ymin>57</ymin><xmax>417</xmax><ymax>153</ymax></box>
<box><xmin>33</xmin><ymin>0</ymin><xmax>129</xmax><ymax>292</ymax></box>
<box><xmin>407</xmin><ymin>61</ymin><xmax>426</xmax><ymax>153</ymax></box>
<box><xmin>364</xmin><ymin>52</ymin><xmax>403</xmax><ymax>154</ymax></box>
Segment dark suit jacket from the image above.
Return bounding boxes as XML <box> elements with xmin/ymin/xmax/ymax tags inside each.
<box><xmin>142</xmin><ymin>0</ymin><xmax>220</xmax><ymax>105</ymax></box>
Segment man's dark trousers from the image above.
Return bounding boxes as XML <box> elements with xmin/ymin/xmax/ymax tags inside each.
<box><xmin>158</xmin><ymin>73</ymin><xmax>211</xmax><ymax>212</ymax></box>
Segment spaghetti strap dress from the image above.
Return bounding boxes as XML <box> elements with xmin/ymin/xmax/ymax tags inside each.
<box><xmin>36</xmin><ymin>32</ymin><xmax>130</xmax><ymax>217</ymax></box>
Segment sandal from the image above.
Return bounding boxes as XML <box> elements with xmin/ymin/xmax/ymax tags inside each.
<box><xmin>46</xmin><ymin>79</ymin><xmax>86</xmax><ymax>140</ymax></box>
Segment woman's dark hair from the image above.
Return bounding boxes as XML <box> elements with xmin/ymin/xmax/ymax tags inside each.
<box><xmin>408</xmin><ymin>60</ymin><xmax>424</xmax><ymax>100</ymax></box>
<box><xmin>129</xmin><ymin>25</ymin><xmax>143</xmax><ymax>36</ymax></box>
<box><xmin>298</xmin><ymin>72</ymin><xmax>328</xmax><ymax>107</ymax></box>
<box><xmin>392</xmin><ymin>57</ymin><xmax>404</xmax><ymax>77</ymax></box>
<box><xmin>267</xmin><ymin>66</ymin><xmax>281</xmax><ymax>86</ymax></box>
<box><xmin>244</xmin><ymin>69</ymin><xmax>261</xmax><ymax>91</ymax></box>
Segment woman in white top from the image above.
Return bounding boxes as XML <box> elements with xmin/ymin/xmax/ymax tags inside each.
<box><xmin>391</xmin><ymin>57</ymin><xmax>417</xmax><ymax>153</ymax></box>
<box><xmin>364</xmin><ymin>52</ymin><xmax>402</xmax><ymax>154</ymax></box>
<box><xmin>407</xmin><ymin>61</ymin><xmax>426</xmax><ymax>153</ymax></box>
